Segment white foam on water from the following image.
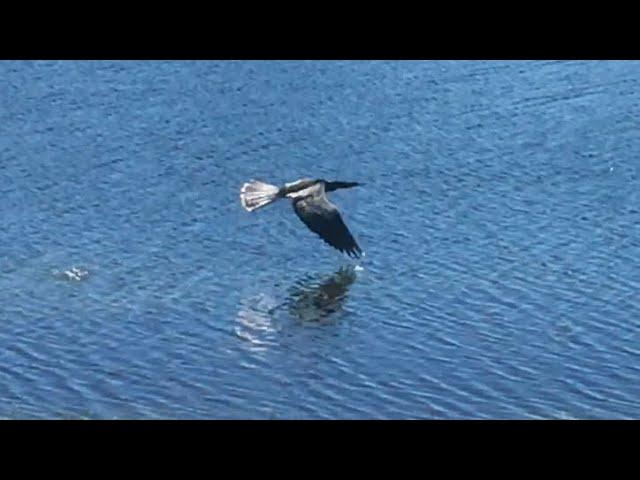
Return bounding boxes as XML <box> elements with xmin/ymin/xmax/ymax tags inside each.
<box><xmin>53</xmin><ymin>266</ymin><xmax>90</xmax><ymax>281</ymax></box>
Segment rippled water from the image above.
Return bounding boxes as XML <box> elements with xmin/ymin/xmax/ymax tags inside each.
<box><xmin>1</xmin><ymin>60</ymin><xmax>639</xmax><ymax>419</ymax></box>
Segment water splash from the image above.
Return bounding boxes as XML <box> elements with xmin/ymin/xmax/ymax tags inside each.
<box><xmin>53</xmin><ymin>266</ymin><xmax>90</xmax><ymax>282</ymax></box>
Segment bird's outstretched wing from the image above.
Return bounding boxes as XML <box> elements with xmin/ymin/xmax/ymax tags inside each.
<box><xmin>293</xmin><ymin>196</ymin><xmax>362</xmax><ymax>258</ymax></box>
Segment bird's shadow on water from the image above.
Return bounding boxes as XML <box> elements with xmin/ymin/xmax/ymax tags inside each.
<box><xmin>285</xmin><ymin>265</ymin><xmax>358</xmax><ymax>324</ymax></box>
<box><xmin>234</xmin><ymin>265</ymin><xmax>359</xmax><ymax>351</ymax></box>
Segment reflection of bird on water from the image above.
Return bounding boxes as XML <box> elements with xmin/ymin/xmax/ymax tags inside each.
<box><xmin>240</xmin><ymin>177</ymin><xmax>364</xmax><ymax>258</ymax></box>
<box><xmin>287</xmin><ymin>266</ymin><xmax>358</xmax><ymax>322</ymax></box>
<box><xmin>235</xmin><ymin>292</ymin><xmax>280</xmax><ymax>351</ymax></box>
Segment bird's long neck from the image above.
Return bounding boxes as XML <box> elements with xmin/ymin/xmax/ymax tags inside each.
<box><xmin>325</xmin><ymin>181</ymin><xmax>359</xmax><ymax>192</ymax></box>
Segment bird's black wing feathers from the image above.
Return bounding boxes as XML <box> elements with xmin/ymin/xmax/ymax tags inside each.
<box><xmin>293</xmin><ymin>196</ymin><xmax>362</xmax><ymax>258</ymax></box>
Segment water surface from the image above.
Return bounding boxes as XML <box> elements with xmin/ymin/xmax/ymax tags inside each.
<box><xmin>1</xmin><ymin>60</ymin><xmax>639</xmax><ymax>418</ymax></box>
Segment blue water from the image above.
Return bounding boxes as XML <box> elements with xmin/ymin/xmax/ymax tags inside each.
<box><xmin>1</xmin><ymin>60</ymin><xmax>639</xmax><ymax>419</ymax></box>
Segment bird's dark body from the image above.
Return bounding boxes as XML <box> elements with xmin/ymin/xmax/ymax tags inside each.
<box><xmin>292</xmin><ymin>193</ymin><xmax>362</xmax><ymax>258</ymax></box>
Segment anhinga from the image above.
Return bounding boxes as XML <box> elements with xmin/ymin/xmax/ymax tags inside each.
<box><xmin>240</xmin><ymin>178</ymin><xmax>363</xmax><ymax>258</ymax></box>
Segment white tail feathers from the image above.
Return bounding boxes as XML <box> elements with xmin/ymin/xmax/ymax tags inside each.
<box><xmin>240</xmin><ymin>180</ymin><xmax>281</xmax><ymax>212</ymax></box>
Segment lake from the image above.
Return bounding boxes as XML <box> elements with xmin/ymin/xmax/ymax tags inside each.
<box><xmin>1</xmin><ymin>60</ymin><xmax>639</xmax><ymax>418</ymax></box>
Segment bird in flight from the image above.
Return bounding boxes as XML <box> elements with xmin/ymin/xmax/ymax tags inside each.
<box><xmin>240</xmin><ymin>178</ymin><xmax>363</xmax><ymax>258</ymax></box>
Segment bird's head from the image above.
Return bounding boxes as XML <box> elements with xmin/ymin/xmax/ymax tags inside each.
<box><xmin>322</xmin><ymin>180</ymin><xmax>364</xmax><ymax>192</ymax></box>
